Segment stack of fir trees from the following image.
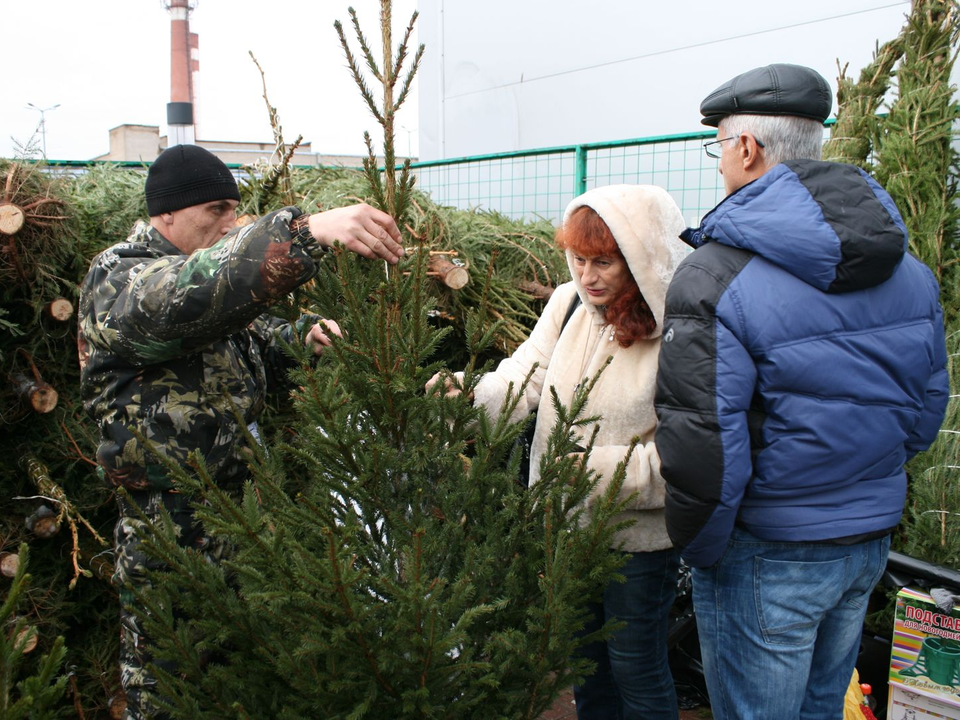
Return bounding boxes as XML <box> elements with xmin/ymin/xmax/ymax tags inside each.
<box><xmin>0</xmin><ymin>156</ymin><xmax>120</xmax><ymax>717</ymax></box>
<box><xmin>826</xmin><ymin>0</ymin><xmax>960</xmax><ymax>573</ymax></box>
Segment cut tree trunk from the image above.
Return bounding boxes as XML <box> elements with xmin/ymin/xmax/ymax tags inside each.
<box><xmin>0</xmin><ymin>202</ymin><xmax>25</xmax><ymax>235</ymax></box>
<box><xmin>0</xmin><ymin>551</ymin><xmax>19</xmax><ymax>578</ymax></box>
<box><xmin>13</xmin><ymin>625</ymin><xmax>38</xmax><ymax>654</ymax></box>
<box><xmin>43</xmin><ymin>298</ymin><xmax>74</xmax><ymax>322</ymax></box>
<box><xmin>31</xmin><ymin>516</ymin><xmax>60</xmax><ymax>539</ymax></box>
<box><xmin>428</xmin><ymin>254</ymin><xmax>469</xmax><ymax>290</ymax></box>
<box><xmin>11</xmin><ymin>372</ymin><xmax>58</xmax><ymax>413</ymax></box>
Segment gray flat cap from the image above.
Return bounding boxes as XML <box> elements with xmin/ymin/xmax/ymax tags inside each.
<box><xmin>699</xmin><ymin>63</ymin><xmax>832</xmax><ymax>127</ymax></box>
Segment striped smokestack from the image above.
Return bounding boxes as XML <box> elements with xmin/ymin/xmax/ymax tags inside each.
<box><xmin>164</xmin><ymin>0</ymin><xmax>198</xmax><ymax>146</ymax></box>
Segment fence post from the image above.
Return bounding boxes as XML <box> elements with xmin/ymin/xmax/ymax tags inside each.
<box><xmin>575</xmin><ymin>145</ymin><xmax>587</xmax><ymax>196</ymax></box>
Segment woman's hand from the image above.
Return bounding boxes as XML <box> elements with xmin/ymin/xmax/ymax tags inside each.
<box><xmin>425</xmin><ymin>371</ymin><xmax>473</xmax><ymax>400</ymax></box>
<box><xmin>306</xmin><ymin>319</ymin><xmax>342</xmax><ymax>357</ymax></box>
<box><xmin>565</xmin><ymin>444</ymin><xmax>587</xmax><ymax>484</ymax></box>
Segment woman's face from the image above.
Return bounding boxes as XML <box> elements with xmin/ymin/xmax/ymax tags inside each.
<box><xmin>572</xmin><ymin>252</ymin><xmax>631</xmax><ymax>306</ymax></box>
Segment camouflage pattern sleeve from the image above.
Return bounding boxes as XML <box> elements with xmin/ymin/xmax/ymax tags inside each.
<box><xmin>82</xmin><ymin>207</ymin><xmax>321</xmax><ymax>366</ymax></box>
<box><xmin>77</xmin><ymin>207</ymin><xmax>327</xmax><ymax>492</ymax></box>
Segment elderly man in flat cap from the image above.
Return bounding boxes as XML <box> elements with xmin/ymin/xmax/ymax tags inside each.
<box><xmin>78</xmin><ymin>144</ymin><xmax>404</xmax><ymax>719</ymax></box>
<box><xmin>654</xmin><ymin>64</ymin><xmax>949</xmax><ymax>718</ymax></box>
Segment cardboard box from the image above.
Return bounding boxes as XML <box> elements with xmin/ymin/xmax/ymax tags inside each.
<box><xmin>888</xmin><ymin>586</ymin><xmax>960</xmax><ymax>719</ymax></box>
<box><xmin>888</xmin><ymin>683</ymin><xmax>960</xmax><ymax>719</ymax></box>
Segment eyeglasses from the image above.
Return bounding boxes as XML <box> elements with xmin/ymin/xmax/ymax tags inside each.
<box><xmin>703</xmin><ymin>135</ymin><xmax>765</xmax><ymax>159</ymax></box>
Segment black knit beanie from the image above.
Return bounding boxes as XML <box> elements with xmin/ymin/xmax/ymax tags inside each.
<box><xmin>145</xmin><ymin>144</ymin><xmax>241</xmax><ymax>216</ymax></box>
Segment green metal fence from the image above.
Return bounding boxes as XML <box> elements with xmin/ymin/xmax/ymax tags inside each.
<box><xmin>410</xmin><ymin>130</ymin><xmax>724</xmax><ymax>227</ymax></box>
<box><xmin>411</xmin><ymin>124</ymin><xmax>835</xmax><ymax>227</ymax></box>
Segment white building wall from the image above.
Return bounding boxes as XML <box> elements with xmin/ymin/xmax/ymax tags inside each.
<box><xmin>418</xmin><ymin>0</ymin><xmax>915</xmax><ymax>161</ymax></box>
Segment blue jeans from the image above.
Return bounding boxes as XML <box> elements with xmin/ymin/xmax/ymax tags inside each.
<box><xmin>692</xmin><ymin>527</ymin><xmax>890</xmax><ymax>720</ymax></box>
<box><xmin>574</xmin><ymin>548</ymin><xmax>680</xmax><ymax>720</ymax></box>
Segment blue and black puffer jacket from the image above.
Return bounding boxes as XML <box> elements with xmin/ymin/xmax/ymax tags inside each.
<box><xmin>654</xmin><ymin>159</ymin><xmax>949</xmax><ymax>568</ymax></box>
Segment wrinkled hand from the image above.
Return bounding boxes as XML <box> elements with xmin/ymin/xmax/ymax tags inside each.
<box><xmin>425</xmin><ymin>371</ymin><xmax>472</xmax><ymax>400</ymax></box>
<box><xmin>306</xmin><ymin>319</ymin><xmax>342</xmax><ymax>357</ymax></box>
<box><xmin>308</xmin><ymin>203</ymin><xmax>404</xmax><ymax>263</ymax></box>
<box><xmin>566</xmin><ymin>451</ymin><xmax>586</xmax><ymax>485</ymax></box>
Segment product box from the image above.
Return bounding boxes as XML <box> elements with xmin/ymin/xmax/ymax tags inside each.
<box><xmin>887</xmin><ymin>683</ymin><xmax>960</xmax><ymax>720</ymax></box>
<box><xmin>888</xmin><ymin>586</ymin><xmax>960</xmax><ymax>719</ymax></box>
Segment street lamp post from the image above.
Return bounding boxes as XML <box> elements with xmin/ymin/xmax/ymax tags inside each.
<box><xmin>399</xmin><ymin>125</ymin><xmax>417</xmax><ymax>159</ymax></box>
<box><xmin>26</xmin><ymin>103</ymin><xmax>61</xmax><ymax>158</ymax></box>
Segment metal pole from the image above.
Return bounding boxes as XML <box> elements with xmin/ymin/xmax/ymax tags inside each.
<box><xmin>26</xmin><ymin>103</ymin><xmax>60</xmax><ymax>158</ymax></box>
<box><xmin>575</xmin><ymin>145</ymin><xmax>587</xmax><ymax>196</ymax></box>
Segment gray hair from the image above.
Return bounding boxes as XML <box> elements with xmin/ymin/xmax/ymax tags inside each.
<box><xmin>720</xmin><ymin>114</ymin><xmax>824</xmax><ymax>166</ymax></box>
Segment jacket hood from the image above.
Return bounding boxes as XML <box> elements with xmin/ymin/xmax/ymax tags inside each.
<box><xmin>562</xmin><ymin>185</ymin><xmax>689</xmax><ymax>337</ymax></box>
<box><xmin>685</xmin><ymin>160</ymin><xmax>907</xmax><ymax>292</ymax></box>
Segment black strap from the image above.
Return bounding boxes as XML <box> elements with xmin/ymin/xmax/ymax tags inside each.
<box><xmin>513</xmin><ymin>291</ymin><xmax>582</xmax><ymax>490</ymax></box>
<box><xmin>560</xmin><ymin>292</ymin><xmax>581</xmax><ymax>335</ymax></box>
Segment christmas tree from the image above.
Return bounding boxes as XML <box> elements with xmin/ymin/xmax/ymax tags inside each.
<box><xmin>124</xmin><ymin>2</ymin><xmax>629</xmax><ymax>717</ymax></box>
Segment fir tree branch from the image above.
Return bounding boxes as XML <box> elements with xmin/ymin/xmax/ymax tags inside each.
<box><xmin>362</xmin><ymin>135</ymin><xmax>387</xmax><ymax>212</ymax></box>
<box><xmin>248</xmin><ymin>52</ymin><xmax>302</xmax><ymax>210</ymax></box>
<box><xmin>391</xmin><ymin>11</ymin><xmax>420</xmax><ymax>87</ymax></box>
<box><xmin>334</xmin><ymin>20</ymin><xmax>385</xmax><ymax>125</ymax></box>
<box><xmin>323</xmin><ymin>526</ymin><xmax>397</xmax><ymax>696</ymax></box>
<box><xmin>394</xmin><ymin>43</ymin><xmax>425</xmax><ymax>113</ymax></box>
<box><xmin>393</xmin><ymin>162</ymin><xmax>416</xmax><ymax>236</ymax></box>
<box><xmin>349</xmin><ymin>6</ymin><xmax>383</xmax><ymax>81</ymax></box>
<box><xmin>823</xmin><ymin>37</ymin><xmax>903</xmax><ymax>168</ymax></box>
<box><xmin>380</xmin><ymin>0</ymin><xmax>394</xmax><ymax>88</ymax></box>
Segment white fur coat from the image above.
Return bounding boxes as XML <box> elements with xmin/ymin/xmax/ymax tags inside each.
<box><xmin>473</xmin><ymin>185</ymin><xmax>688</xmax><ymax>552</ymax></box>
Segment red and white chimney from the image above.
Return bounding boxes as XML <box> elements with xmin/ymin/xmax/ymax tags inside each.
<box><xmin>164</xmin><ymin>0</ymin><xmax>199</xmax><ymax>146</ymax></box>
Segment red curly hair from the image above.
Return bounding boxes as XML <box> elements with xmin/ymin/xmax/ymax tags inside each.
<box><xmin>556</xmin><ymin>206</ymin><xmax>656</xmax><ymax>347</ymax></box>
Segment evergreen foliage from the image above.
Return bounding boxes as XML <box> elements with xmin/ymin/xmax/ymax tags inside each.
<box><xmin>335</xmin><ymin>1</ymin><xmax>423</xmax><ymax>219</ymax></box>
<box><xmin>0</xmin><ymin>158</ymin><xmax>120</xmax><ymax>716</ymax></box>
<box><xmin>287</xmin><ymin>166</ymin><xmax>566</xmax><ymax>360</ymax></box>
<box><xmin>125</xmin><ymin>3</ymin><xmax>626</xmax><ymax>715</ymax></box>
<box><xmin>829</xmin><ymin>0</ymin><xmax>960</xmax><ymax>634</ymax></box>
<box><xmin>872</xmin><ymin>0</ymin><xmax>960</xmax><ymax>299</ymax></box>
<box><xmin>822</xmin><ymin>36</ymin><xmax>902</xmax><ymax>169</ymax></box>
<box><xmin>0</xmin><ymin>544</ymin><xmax>70</xmax><ymax>719</ymax></box>
<box><xmin>133</xmin><ymin>247</ymin><xmax>629</xmax><ymax>718</ymax></box>
<box><xmin>900</xmin><ymin>330</ymin><xmax>960</xmax><ymax>569</ymax></box>
<box><xmin>61</xmin><ymin>161</ymin><xmax>149</xmax><ymax>246</ymax></box>
<box><xmin>1</xmin><ymin>0</ymin><xmax>957</xmax><ymax>714</ymax></box>
<box><xmin>0</xmin><ymin>152</ymin><xmax>566</xmax><ymax>715</ymax></box>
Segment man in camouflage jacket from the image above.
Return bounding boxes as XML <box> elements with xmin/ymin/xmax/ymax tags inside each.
<box><xmin>77</xmin><ymin>144</ymin><xmax>403</xmax><ymax>719</ymax></box>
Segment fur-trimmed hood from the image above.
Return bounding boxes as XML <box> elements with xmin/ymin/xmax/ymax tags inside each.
<box><xmin>562</xmin><ymin>184</ymin><xmax>688</xmax><ymax>338</ymax></box>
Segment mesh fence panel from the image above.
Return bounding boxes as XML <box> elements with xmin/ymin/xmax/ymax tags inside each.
<box><xmin>413</xmin><ymin>125</ymin><xmax>834</xmax><ymax>226</ymax></box>
<box><xmin>413</xmin><ymin>132</ymin><xmax>722</xmax><ymax>226</ymax></box>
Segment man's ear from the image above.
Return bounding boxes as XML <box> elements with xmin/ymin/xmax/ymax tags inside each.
<box><xmin>150</xmin><ymin>211</ymin><xmax>175</xmax><ymax>228</ymax></box>
<box><xmin>740</xmin><ymin>134</ymin><xmax>766</xmax><ymax>172</ymax></box>
<box><xmin>148</xmin><ymin>211</ymin><xmax>175</xmax><ymax>235</ymax></box>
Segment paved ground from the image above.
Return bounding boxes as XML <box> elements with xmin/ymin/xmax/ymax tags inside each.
<box><xmin>538</xmin><ymin>686</ymin><xmax>712</xmax><ymax>719</ymax></box>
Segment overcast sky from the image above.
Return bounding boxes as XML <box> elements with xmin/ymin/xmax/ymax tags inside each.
<box><xmin>2</xmin><ymin>1</ymin><xmax>924</xmax><ymax>164</ymax></box>
<box><xmin>2</xmin><ymin>0</ymin><xmax>419</xmax><ymax>161</ymax></box>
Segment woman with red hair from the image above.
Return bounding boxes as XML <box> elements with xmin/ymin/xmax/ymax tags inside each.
<box><xmin>429</xmin><ymin>185</ymin><xmax>688</xmax><ymax>718</ymax></box>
